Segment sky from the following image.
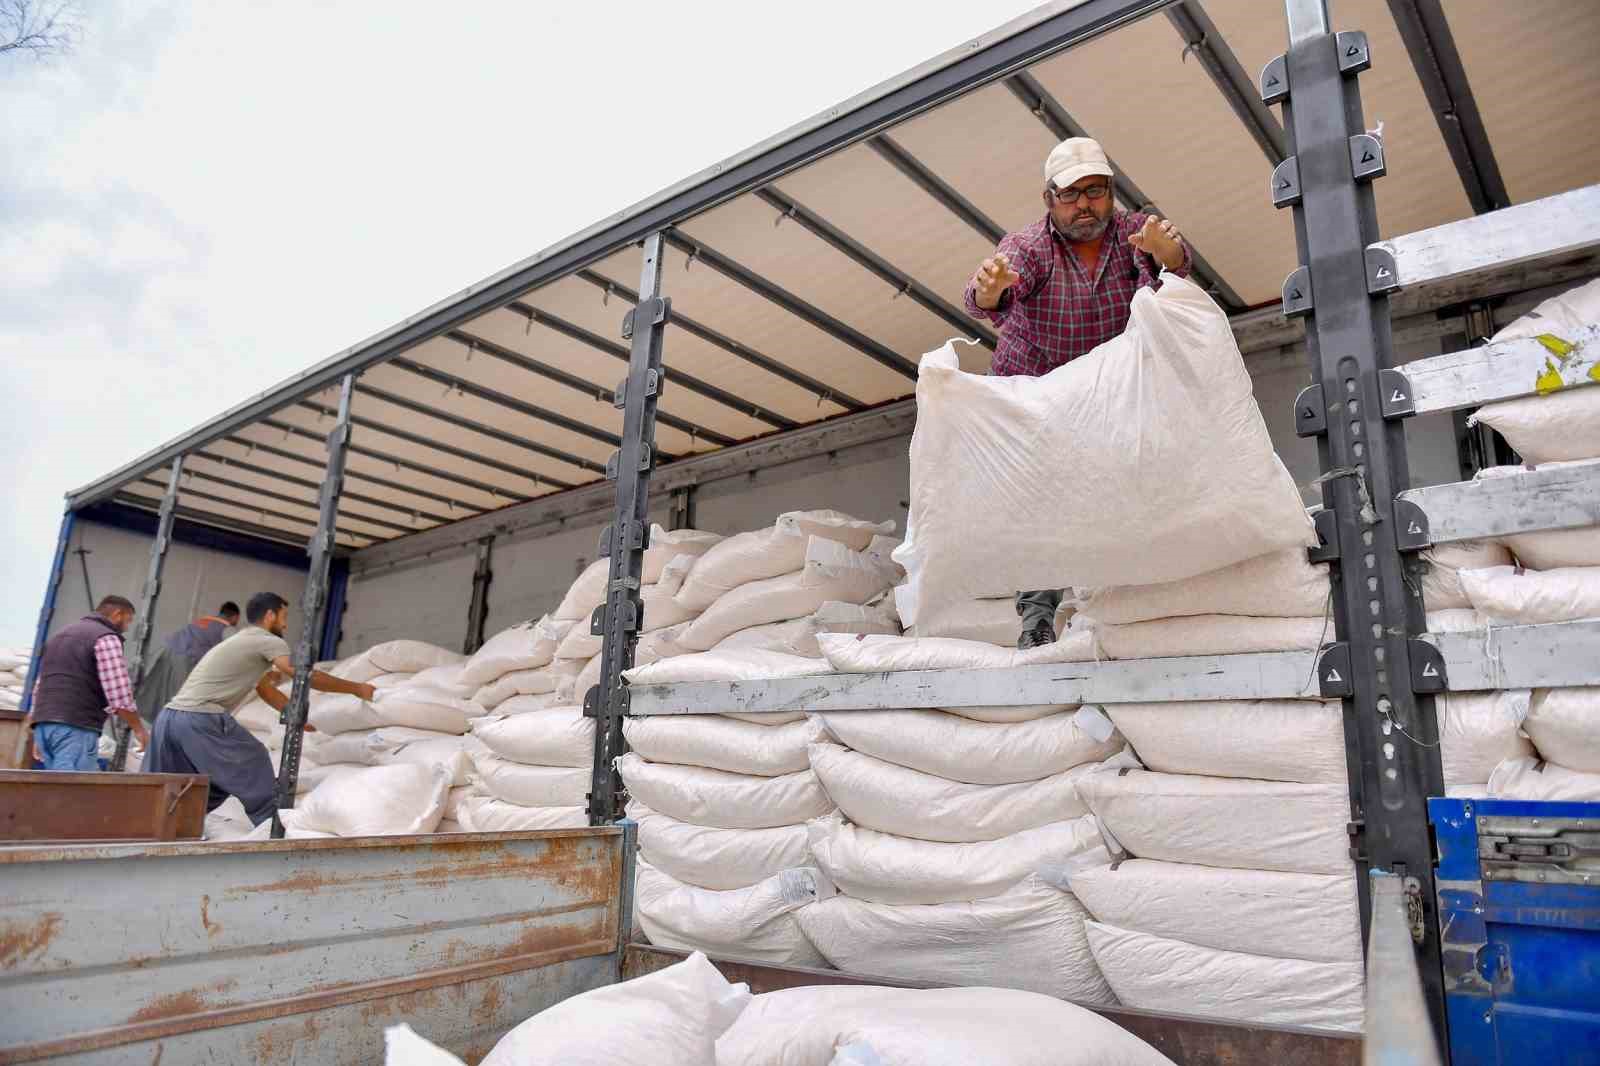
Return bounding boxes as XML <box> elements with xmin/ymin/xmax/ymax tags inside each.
<box><xmin>0</xmin><ymin>0</ymin><xmax>1044</xmax><ymax>648</ymax></box>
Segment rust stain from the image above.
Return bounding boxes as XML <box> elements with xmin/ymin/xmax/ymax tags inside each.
<box><xmin>199</xmin><ymin>894</ymin><xmax>222</xmax><ymax>938</ymax></box>
<box><xmin>150</xmin><ymin>1044</ymin><xmax>163</xmax><ymax>1066</ymax></box>
<box><xmin>233</xmin><ymin>836</ymin><xmax>613</xmax><ymax>897</ymax></box>
<box><xmin>0</xmin><ymin>911</ymin><xmax>63</xmax><ymax>967</ymax></box>
<box><xmin>127</xmin><ymin>977</ymin><xmax>239</xmax><ymax>1024</ymax></box>
<box><xmin>475</xmin><ymin>974</ymin><xmax>504</xmax><ymax>1025</ymax></box>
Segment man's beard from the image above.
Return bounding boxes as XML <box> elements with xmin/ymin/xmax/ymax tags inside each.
<box><xmin>1063</xmin><ymin>214</ymin><xmax>1110</xmax><ymax>242</ymax></box>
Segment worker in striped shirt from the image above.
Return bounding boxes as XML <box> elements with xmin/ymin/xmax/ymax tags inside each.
<box><xmin>964</xmin><ymin>137</ymin><xmax>1192</xmax><ymax>648</ymax></box>
<box><xmin>27</xmin><ymin>595</ymin><xmax>150</xmax><ymax>771</ymax></box>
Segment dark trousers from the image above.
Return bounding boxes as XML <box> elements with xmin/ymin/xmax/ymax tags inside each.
<box><xmin>1016</xmin><ymin>589</ymin><xmax>1063</xmax><ymax>633</ymax></box>
<box><xmin>145</xmin><ymin>708</ymin><xmax>278</xmax><ymax>825</ymax></box>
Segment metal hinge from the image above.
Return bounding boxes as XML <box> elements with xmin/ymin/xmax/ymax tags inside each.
<box><xmin>613</xmin><ymin>367</ymin><xmax>664</xmax><ymax>409</ymax></box>
<box><xmin>1308</xmin><ymin>508</ymin><xmax>1340</xmax><ymax>564</ymax></box>
<box><xmin>1479</xmin><ymin>815</ymin><xmax>1600</xmax><ymax>886</ymax></box>
<box><xmin>1318</xmin><ymin>642</ymin><xmax>1354</xmax><ymax>698</ymax></box>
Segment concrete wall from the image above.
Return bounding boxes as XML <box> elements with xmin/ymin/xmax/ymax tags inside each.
<box><xmin>48</xmin><ymin>519</ymin><xmax>308</xmax><ymax>649</ymax></box>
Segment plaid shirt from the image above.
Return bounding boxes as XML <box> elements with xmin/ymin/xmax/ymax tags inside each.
<box><xmin>93</xmin><ymin>633</ymin><xmax>136</xmax><ymax>714</ymax></box>
<box><xmin>964</xmin><ymin>211</ymin><xmax>1191</xmax><ymax>377</ymax></box>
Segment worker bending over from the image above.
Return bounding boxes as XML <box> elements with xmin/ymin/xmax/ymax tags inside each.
<box><xmin>964</xmin><ymin>137</ymin><xmax>1192</xmax><ymax>648</ymax></box>
<box><xmin>135</xmin><ymin>601</ymin><xmax>240</xmax><ymax>724</ymax></box>
<box><xmin>144</xmin><ymin>591</ymin><xmax>375</xmax><ymax>825</ymax></box>
<box><xmin>28</xmin><ymin>595</ymin><xmax>149</xmax><ymax>770</ymax></box>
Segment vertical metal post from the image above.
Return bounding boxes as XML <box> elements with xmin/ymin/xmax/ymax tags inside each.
<box><xmin>586</xmin><ymin>234</ymin><xmax>669</xmax><ymax>825</ymax></box>
<box><xmin>319</xmin><ymin>559</ymin><xmax>350</xmax><ymax>664</ymax></box>
<box><xmin>463</xmin><ymin>536</ymin><xmax>495</xmax><ymax>654</ymax></box>
<box><xmin>1272</xmin><ymin>3</ymin><xmax>1448</xmax><ymax>1042</ymax></box>
<box><xmin>271</xmin><ymin>373</ymin><xmax>356</xmax><ymax>838</ymax></box>
<box><xmin>13</xmin><ymin>509</ymin><xmax>75</xmax><ymax>767</ymax></box>
<box><xmin>111</xmin><ymin>455</ymin><xmax>184</xmax><ymax>771</ymax></box>
<box><xmin>668</xmin><ymin>487</ymin><xmax>695</xmax><ymax>532</ymax></box>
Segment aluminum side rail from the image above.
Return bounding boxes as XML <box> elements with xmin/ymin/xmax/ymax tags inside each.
<box><xmin>1392</xmin><ymin>323</ymin><xmax>1600</xmax><ymax>415</ymax></box>
<box><xmin>1421</xmin><ymin>619</ymin><xmax>1600</xmax><ymax>692</ymax></box>
<box><xmin>1395</xmin><ymin>460</ymin><xmax>1600</xmax><ymax>548</ymax></box>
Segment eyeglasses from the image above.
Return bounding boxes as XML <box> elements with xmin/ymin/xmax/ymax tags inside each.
<box><xmin>1052</xmin><ymin>183</ymin><xmax>1111</xmax><ymax>204</ymax></box>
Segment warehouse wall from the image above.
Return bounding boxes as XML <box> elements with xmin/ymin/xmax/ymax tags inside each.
<box><xmin>47</xmin><ymin>519</ymin><xmax>308</xmax><ymax>649</ymax></box>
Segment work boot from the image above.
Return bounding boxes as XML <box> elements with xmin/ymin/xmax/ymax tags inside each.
<box><xmin>1018</xmin><ymin>619</ymin><xmax>1056</xmax><ymax>650</ymax></box>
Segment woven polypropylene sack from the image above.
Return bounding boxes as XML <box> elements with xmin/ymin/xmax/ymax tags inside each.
<box><xmin>1489</xmin><ymin>756</ymin><xmax>1600</xmax><ymax>801</ymax></box>
<box><xmin>630</xmin><ymin>802</ymin><xmax>812</xmax><ymax>890</ymax></box>
<box><xmin>634</xmin><ymin>860</ymin><xmax>832</xmax><ymax>968</ymax></box>
<box><xmin>1522</xmin><ymin>687</ymin><xmax>1600</xmax><ymax>771</ymax></box>
<box><xmin>617</xmin><ymin>753</ymin><xmax>832</xmax><ymax>829</ymax></box>
<box><xmin>1478</xmin><ymin>462</ymin><xmax>1600</xmax><ymax>568</ymax></box>
<box><xmin>894</xmin><ymin>273</ymin><xmax>1313</xmax><ymax>633</ymax></box>
<box><xmin>453</xmin><ymin>792</ymin><xmax>587</xmax><ymax>831</ymax></box>
<box><xmin>1074</xmin><ymin>547</ymin><xmax>1329</xmax><ymax>626</ymax></box>
<box><xmin>1460</xmin><ymin>564</ymin><xmax>1600</xmax><ymax>625</ymax></box>
<box><xmin>289</xmin><ymin>764</ymin><xmax>450</xmax><ymax>836</ymax></box>
<box><xmin>471</xmin><ymin>706</ymin><xmax>594</xmax><ymax>767</ymax></box>
<box><xmin>622</xmin><ymin>715</ymin><xmax>818</xmax><ymax>776</ymax></box>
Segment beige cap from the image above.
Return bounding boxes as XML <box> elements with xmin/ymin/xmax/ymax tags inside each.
<box><xmin>1044</xmin><ymin>137</ymin><xmax>1113</xmax><ymax>191</ymax></box>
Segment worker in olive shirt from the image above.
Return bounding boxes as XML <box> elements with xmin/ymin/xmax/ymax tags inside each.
<box><xmin>964</xmin><ymin>137</ymin><xmax>1191</xmax><ymax>649</ymax></box>
<box><xmin>144</xmin><ymin>591</ymin><xmax>376</xmax><ymax>825</ymax></box>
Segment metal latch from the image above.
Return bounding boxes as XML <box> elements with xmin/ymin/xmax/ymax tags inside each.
<box><xmin>1479</xmin><ymin>815</ymin><xmax>1600</xmax><ymax>886</ymax></box>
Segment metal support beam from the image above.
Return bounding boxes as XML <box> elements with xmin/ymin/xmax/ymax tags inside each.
<box><xmin>463</xmin><ymin>536</ymin><xmax>494</xmax><ymax>655</ymax></box>
<box><xmin>509</xmin><ymin>301</ymin><xmax>798</xmax><ymax>431</ymax></box>
<box><xmin>272</xmin><ymin>373</ymin><xmax>357</xmax><ymax>838</ymax></box>
<box><xmin>109</xmin><ymin>493</ymin><xmax>342</xmax><ymax>554</ymax></box>
<box><xmin>252</xmin><ymin>421</ymin><xmax>506</xmax><ymax>510</ymax></box>
<box><xmin>1165</xmin><ymin>1</ymin><xmax>1288</xmax><ymax>165</ymax></box>
<box><xmin>587</xmin><ymin>234</ymin><xmax>669</xmax><ymax>825</ymax></box>
<box><xmin>867</xmin><ymin>135</ymin><xmax>1007</xmax><ymax>244</ymax></box>
<box><xmin>1277</xmin><ymin>13</ymin><xmax>1447</xmax><ymax>1040</ymax></box>
<box><xmin>12</xmin><ymin>509</ymin><xmax>75</xmax><ymax>767</ymax></box>
<box><xmin>1397</xmin><ymin>462</ymin><xmax>1600</xmax><ymax>547</ymax></box>
<box><xmin>201</xmin><ymin>446</ymin><xmax>456</xmax><ymax>526</ymax></box>
<box><xmin>1383</xmin><ymin>0</ymin><xmax>1508</xmax><ymax>214</ymax></box>
<box><xmin>110</xmin><ymin>456</ymin><xmax>183</xmax><ymax>771</ymax></box>
<box><xmin>668</xmin><ymin>486</ymin><xmax>695</xmax><ymax>532</ymax></box>
<box><xmin>1003</xmin><ymin>70</ymin><xmax>1249</xmax><ymax>311</ymax></box>
<box><xmin>132</xmin><ymin>477</ymin><xmax>374</xmax><ymax>546</ymax></box>
<box><xmin>662</xmin><ymin>229</ymin><xmax>919</xmax><ymax>379</ymax></box>
<box><xmin>755</xmin><ymin>187</ymin><xmax>997</xmax><ymax>347</ymax></box>
<box><xmin>574</xmin><ymin>271</ymin><xmax>867</xmax><ymax>412</ymax></box>
<box><xmin>1395</xmin><ymin>323</ymin><xmax>1600</xmax><ymax>415</ymax></box>
<box><xmin>178</xmin><ymin>467</ymin><xmax>415</xmax><ymax>535</ymax></box>
<box><xmin>1425</xmin><ymin>619</ymin><xmax>1600</xmax><ymax>691</ymax></box>
<box><xmin>447</xmin><ymin>327</ymin><xmax>736</xmax><ymax>447</ymax></box>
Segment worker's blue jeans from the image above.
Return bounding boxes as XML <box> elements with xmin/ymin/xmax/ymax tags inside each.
<box><xmin>34</xmin><ymin>723</ymin><xmax>102</xmax><ymax>771</ymax></box>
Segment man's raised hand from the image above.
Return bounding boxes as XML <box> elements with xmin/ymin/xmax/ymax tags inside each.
<box><xmin>972</xmin><ymin>253</ymin><xmax>1020</xmax><ymax>310</ymax></box>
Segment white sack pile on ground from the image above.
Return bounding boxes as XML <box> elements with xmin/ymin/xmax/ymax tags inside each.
<box><xmin>384</xmin><ymin>951</ymin><xmax>1177</xmax><ymax>1066</ymax></box>
<box><xmin>0</xmin><ymin>647</ymin><xmax>31</xmax><ymax>711</ymax></box>
<box><xmin>894</xmin><ymin>273</ymin><xmax>1314</xmax><ymax>635</ymax></box>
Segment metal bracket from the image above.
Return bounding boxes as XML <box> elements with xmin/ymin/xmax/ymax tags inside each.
<box><xmin>605</xmin><ymin>444</ymin><xmax>654</xmax><ymax>481</ymax></box>
<box><xmin>1349</xmin><ymin>133</ymin><xmax>1386</xmax><ymax>182</ymax></box>
<box><xmin>598</xmin><ymin>520</ymin><xmax>648</xmax><ymax>559</ymax></box>
<box><xmin>1378</xmin><ymin>368</ymin><xmax>1415</xmax><ymax>419</ymax></box>
<box><xmin>613</xmin><ymin>367</ymin><xmax>663</xmax><ymax>410</ymax></box>
<box><xmin>591</xmin><ymin>597</ymin><xmax>640</xmax><ymax>636</ymax></box>
<box><xmin>1318</xmin><ymin>642</ymin><xmax>1354</xmax><ymax>698</ymax></box>
<box><xmin>1294</xmin><ymin>383</ymin><xmax>1328</xmax><ymax>437</ymax></box>
<box><xmin>1394</xmin><ymin>497</ymin><xmax>1432</xmax><ymax>550</ymax></box>
<box><xmin>1336</xmin><ymin>31</ymin><xmax>1371</xmax><ymax>75</ymax></box>
<box><xmin>1403</xmin><ymin>875</ymin><xmax>1426</xmax><ymax>943</ymax></box>
<box><xmin>1270</xmin><ymin>156</ymin><xmax>1302</xmax><ymax>209</ymax></box>
<box><xmin>1478</xmin><ymin>814</ymin><xmax>1600</xmax><ymax>886</ymax></box>
<box><xmin>1366</xmin><ymin>246</ymin><xmax>1400</xmax><ymax>295</ymax></box>
<box><xmin>620</xmin><ymin>296</ymin><xmax>669</xmax><ymax>340</ymax></box>
<box><xmin>1281</xmin><ymin>266</ymin><xmax>1313</xmax><ymax>318</ymax></box>
<box><xmin>1309</xmin><ymin>508</ymin><xmax>1340</xmax><ymax>564</ymax></box>
<box><xmin>1348</xmin><ymin>817</ymin><xmax>1367</xmax><ymax>863</ymax></box>
<box><xmin>1259</xmin><ymin>53</ymin><xmax>1288</xmax><ymax>104</ymax></box>
<box><xmin>1409</xmin><ymin>638</ymin><xmax>1448</xmax><ymax>693</ymax></box>
<box><xmin>583</xmin><ymin>683</ymin><xmax>630</xmax><ymax>719</ymax></box>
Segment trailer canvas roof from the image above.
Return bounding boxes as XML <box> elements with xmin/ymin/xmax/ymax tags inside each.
<box><xmin>69</xmin><ymin>0</ymin><xmax>1600</xmax><ymax>555</ymax></box>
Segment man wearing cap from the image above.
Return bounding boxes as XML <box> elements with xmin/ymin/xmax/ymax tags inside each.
<box><xmin>964</xmin><ymin>137</ymin><xmax>1193</xmax><ymax>650</ymax></box>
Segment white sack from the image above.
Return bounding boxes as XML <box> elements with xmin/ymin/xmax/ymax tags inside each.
<box><xmin>1460</xmin><ymin>564</ymin><xmax>1600</xmax><ymax>624</ymax></box>
<box><xmin>470</xmin><ymin>751</ymin><xmax>589</xmax><ymax>806</ymax></box>
<box><xmin>674</xmin><ymin>511</ymin><xmax>892</xmax><ymax>611</ymax></box>
<box><xmin>1522</xmin><ymin>687</ymin><xmax>1600</xmax><ymax>771</ymax></box>
<box><xmin>364</xmin><ymin>732</ymin><xmax>478</xmax><ymax>786</ymax></box>
<box><xmin>453</xmin><ymin>792</ymin><xmax>588</xmax><ymax>832</ymax></box>
<box><xmin>309</xmin><ymin>688</ymin><xmax>471</xmax><ymax>735</ymax></box>
<box><xmin>471</xmin><ymin>706</ymin><xmax>593</xmax><ymax>767</ymax></box>
<box><xmin>634</xmin><ymin>860</ymin><xmax>831</xmax><ymax>967</ymax></box>
<box><xmin>617</xmin><ymin>752</ymin><xmax>832</xmax><ymax>829</ymax></box>
<box><xmin>807</xmin><ymin>811</ymin><xmax>1105</xmax><ymax>905</ymax></box>
<box><xmin>715</xmin><ymin>985</ymin><xmax>1174</xmax><ymax>1066</ymax></box>
<box><xmin>624</xmin><ymin>649</ymin><xmax>831</xmax><ymax>685</ymax></box>
<box><xmin>557</xmin><ymin>583</ymin><xmax>703</xmax><ymax>660</ymax></box>
<box><xmin>895</xmin><ymin>274</ymin><xmax>1313</xmax><ymax>633</ymax></box>
<box><xmin>1489</xmin><ymin>756</ymin><xmax>1600</xmax><ymax>801</ymax></box>
<box><xmin>361</xmin><ymin>641</ymin><xmax>464</xmax><ymax>675</ymax></box>
<box><xmin>1094</xmin><ymin>615</ymin><xmax>1328</xmax><ymax>660</ymax></box>
<box><xmin>817</xmin><ymin>630</ymin><xmax>1096</xmax><ymax>673</ymax></box>
<box><xmin>384</xmin><ymin>1024</ymin><xmax>466</xmax><ymax>1066</ymax></box>
<box><xmin>552</xmin><ymin>558</ymin><xmax>611</xmax><ymax>622</ymax></box>
<box><xmin>1070</xmin><ymin>859</ymin><xmax>1361</xmax><ymax>964</ymax></box>
<box><xmin>473</xmin><ymin>670</ymin><xmax>559</xmax><ymax>710</ymax></box>
<box><xmin>642</xmin><ymin>525</ymin><xmax>724</xmax><ymax>582</ymax></box>
<box><xmin>481</xmin><ymin>949</ymin><xmax>750</xmax><ymax>1066</ymax></box>
<box><xmin>1079</xmin><ymin>770</ymin><xmax>1351</xmax><ymax>875</ymax></box>
<box><xmin>204</xmin><ymin>796</ymin><xmax>257</xmax><ymax>841</ymax></box>
<box><xmin>408</xmin><ymin>663</ymin><xmax>474</xmax><ymax>698</ymax></box>
<box><xmin>623</xmin><ymin>715</ymin><xmax>817</xmax><ymax>776</ymax></box>
<box><xmin>903</xmin><ymin>595</ymin><xmax>1022</xmax><ymax>645</ymax></box>
<box><xmin>1437</xmin><ymin>690</ymin><xmax>1536</xmax><ymax>784</ymax></box>
<box><xmin>630</xmin><ymin>802</ymin><xmax>811</xmax><ymax>890</ymax></box>
<box><xmin>1085</xmin><ymin>921</ymin><xmax>1363</xmax><ymax>1033</ymax></box>
<box><xmin>1075</xmin><ymin>547</ymin><xmax>1329</xmax><ymax>626</ymax></box>
<box><xmin>712</xmin><ymin>601</ymin><xmax>901</xmax><ymax>659</ymax></box>
<box><xmin>289</xmin><ymin>764</ymin><xmax>450</xmax><ymax>836</ymax></box>
<box><xmin>461</xmin><ymin>616</ymin><xmax>572</xmax><ymax>686</ymax></box>
<box><xmin>774</xmin><ymin>509</ymin><xmax>895</xmax><ymax>552</ymax></box>
<box><xmin>1422</xmin><ymin>540</ymin><xmax>1514</xmax><ymax>610</ymax></box>
<box><xmin>813</xmin><ymin>708</ymin><xmax>1120</xmax><ymax>785</ymax></box>
<box><xmin>483</xmin><ymin>690</ymin><xmax>564</xmax><ymax>716</ymax></box>
<box><xmin>1479</xmin><ymin>462</ymin><xmax>1600</xmax><ymax>568</ymax></box>
<box><xmin>681</xmin><ymin>543</ymin><xmax>897</xmax><ymax>651</ymax></box>
<box><xmin>635</xmin><ymin>621</ymin><xmax>697</xmax><ymax>667</ymax></box>
<box><xmin>571</xmin><ymin>653</ymin><xmax>602</xmax><ymax>705</ymax></box>
<box><xmin>808</xmin><ymin>741</ymin><xmax>1130</xmax><ymax>843</ymax></box>
<box><xmin>797</xmin><ymin>875</ymin><xmax>1113</xmax><ymax>1004</ymax></box>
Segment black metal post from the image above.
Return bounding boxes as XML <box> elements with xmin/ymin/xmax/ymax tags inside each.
<box><xmin>668</xmin><ymin>487</ymin><xmax>695</xmax><ymax>532</ymax></box>
<box><xmin>111</xmin><ymin>455</ymin><xmax>183</xmax><ymax>771</ymax></box>
<box><xmin>464</xmin><ymin>536</ymin><xmax>495</xmax><ymax>654</ymax></box>
<box><xmin>1273</xmin><ymin>0</ymin><xmax>1448</xmax><ymax>1043</ymax></box>
<box><xmin>271</xmin><ymin>372</ymin><xmax>356</xmax><ymax>838</ymax></box>
<box><xmin>586</xmin><ymin>234</ymin><xmax>670</xmax><ymax>825</ymax></box>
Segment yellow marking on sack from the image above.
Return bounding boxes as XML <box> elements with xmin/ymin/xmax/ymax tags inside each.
<box><xmin>1535</xmin><ymin>358</ymin><xmax>1566</xmax><ymax>395</ymax></box>
<box><xmin>1535</xmin><ymin>333</ymin><xmax>1576</xmax><ymax>359</ymax></box>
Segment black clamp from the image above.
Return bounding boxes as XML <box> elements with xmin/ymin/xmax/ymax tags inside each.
<box><xmin>1409</xmin><ymin>638</ymin><xmax>1448</xmax><ymax>693</ymax></box>
<box><xmin>1336</xmin><ymin>31</ymin><xmax>1371</xmax><ymax>75</ymax></box>
<box><xmin>1260</xmin><ymin>54</ymin><xmax>1288</xmax><ymax>105</ymax></box>
<box><xmin>1349</xmin><ymin>133</ymin><xmax>1386</xmax><ymax>182</ymax></box>
<box><xmin>1294</xmin><ymin>383</ymin><xmax>1327</xmax><ymax>437</ymax></box>
<box><xmin>1366</xmin><ymin>246</ymin><xmax>1400</xmax><ymax>295</ymax></box>
<box><xmin>590</xmin><ymin>595</ymin><xmax>640</xmax><ymax>637</ymax></box>
<box><xmin>598</xmin><ymin>520</ymin><xmax>648</xmax><ymax>558</ymax></box>
<box><xmin>1393</xmin><ymin>498</ymin><xmax>1432</xmax><ymax>551</ymax></box>
<box><xmin>613</xmin><ymin>367</ymin><xmax>663</xmax><ymax>410</ymax></box>
<box><xmin>583</xmin><ymin>683</ymin><xmax>630</xmax><ymax>719</ymax></box>
<box><xmin>1318</xmin><ymin>642</ymin><xmax>1354</xmax><ymax>699</ymax></box>
<box><xmin>621</xmin><ymin>296</ymin><xmax>669</xmax><ymax>340</ymax></box>
<box><xmin>1309</xmin><ymin>508</ymin><xmax>1340</xmax><ymax>564</ymax></box>
<box><xmin>1282</xmin><ymin>266</ymin><xmax>1314</xmax><ymax>318</ymax></box>
<box><xmin>1270</xmin><ymin>156</ymin><xmax>1301</xmax><ymax>210</ymax></box>
<box><xmin>1378</xmin><ymin>369</ymin><xmax>1415</xmax><ymax>419</ymax></box>
<box><xmin>605</xmin><ymin>444</ymin><xmax>654</xmax><ymax>481</ymax></box>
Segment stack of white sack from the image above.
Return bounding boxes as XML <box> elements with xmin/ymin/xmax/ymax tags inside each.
<box><xmin>251</xmin><ymin>762</ymin><xmax>454</xmax><ymax>839</ymax></box>
<box><xmin>803</xmin><ymin>631</ymin><xmax>1130</xmax><ymax>1000</ymax></box>
<box><xmin>0</xmin><ymin>647</ymin><xmax>31</xmax><ymax>711</ymax></box>
<box><xmin>894</xmin><ymin>273</ymin><xmax>1317</xmax><ymax>637</ymax></box>
<box><xmin>608</xmin><ymin>511</ymin><xmax>904</xmax><ymax>967</ymax></box>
